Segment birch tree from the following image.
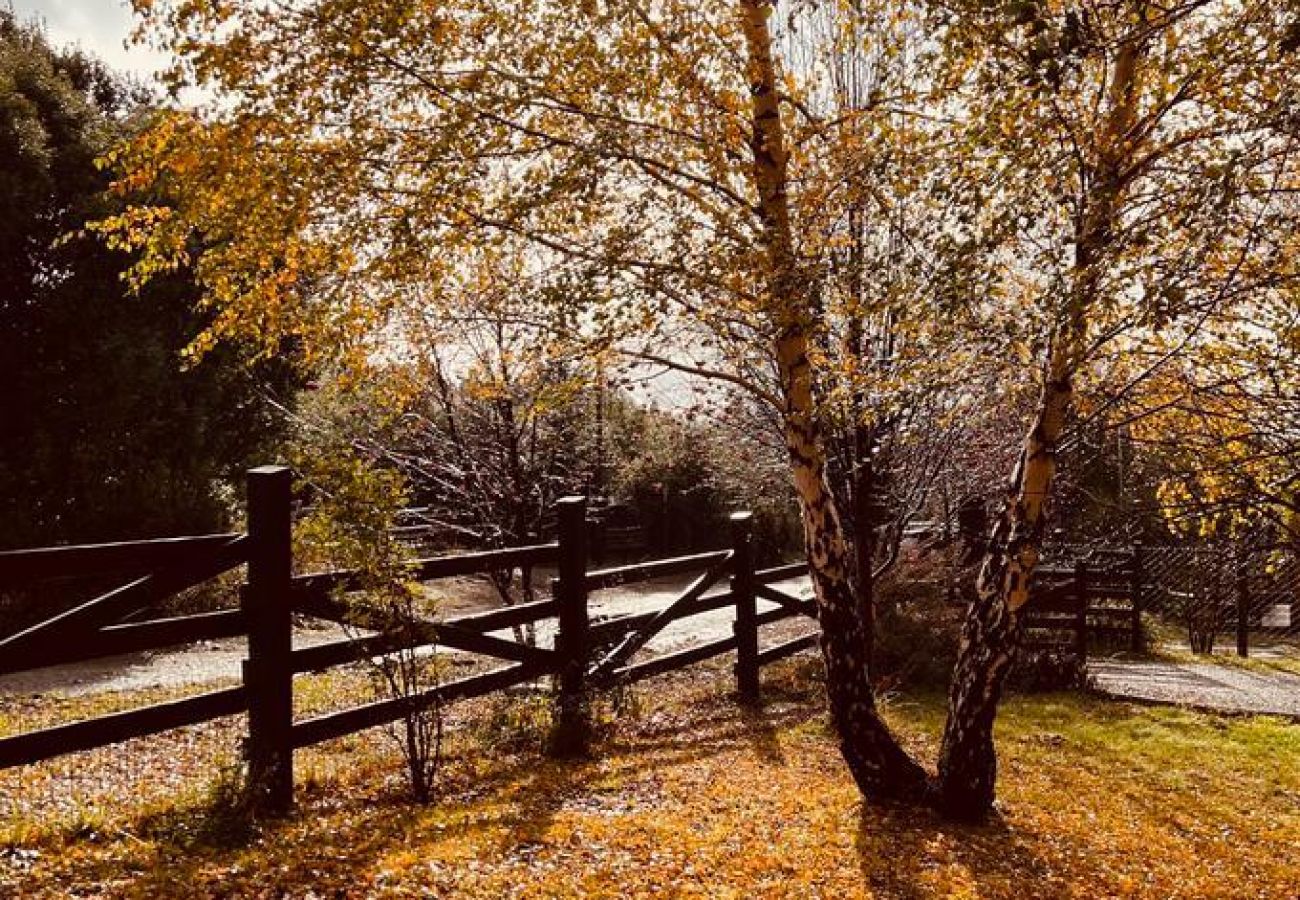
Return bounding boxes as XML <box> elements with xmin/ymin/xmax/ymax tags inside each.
<box><xmin>930</xmin><ymin>0</ymin><xmax>1300</xmax><ymax>817</ymax></box>
<box><xmin>104</xmin><ymin>0</ymin><xmax>1298</xmax><ymax>821</ymax></box>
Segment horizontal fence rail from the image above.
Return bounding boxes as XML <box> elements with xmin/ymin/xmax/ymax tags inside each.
<box><xmin>0</xmin><ymin>686</ymin><xmax>248</xmax><ymax>769</ymax></box>
<box><xmin>0</xmin><ymin>536</ymin><xmax>251</xmax><ymax>669</ymax></box>
<box><xmin>0</xmin><ymin>473</ymin><xmax>826</xmax><ymax>814</ymax></box>
<box><xmin>584</xmin><ymin>549</ymin><xmax>731</xmax><ymax>592</ymax></box>
<box><xmin>291</xmin><ymin>542</ymin><xmax>559</xmax><ymax>600</ymax></box>
<box><xmin>0</xmin><ymin>609</ymin><xmax>248</xmax><ymax>676</ymax></box>
<box><xmin>291</xmin><ymin>662</ymin><xmax>548</xmax><ymax>749</ymax></box>
<box><xmin>0</xmin><ymin>533</ymin><xmax>247</xmax><ymax>585</ymax></box>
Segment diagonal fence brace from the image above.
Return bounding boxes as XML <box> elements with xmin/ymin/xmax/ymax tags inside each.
<box><xmin>588</xmin><ymin>551</ymin><xmax>734</xmax><ymax>685</ymax></box>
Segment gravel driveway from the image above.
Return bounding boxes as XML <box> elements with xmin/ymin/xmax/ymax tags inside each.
<box><xmin>1089</xmin><ymin>657</ymin><xmax>1300</xmax><ymax>719</ymax></box>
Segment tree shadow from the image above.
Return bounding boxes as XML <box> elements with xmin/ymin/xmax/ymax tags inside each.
<box><xmin>105</xmin><ymin>694</ymin><xmax>807</xmax><ymax>896</ymax></box>
<box><xmin>50</xmin><ymin>668</ymin><xmax>951</xmax><ymax>897</ymax></box>
<box><xmin>736</xmin><ymin>702</ymin><xmax>786</xmax><ymax>764</ymax></box>
<box><xmin>854</xmin><ymin>801</ymin><xmax>1059</xmax><ymax>899</ymax></box>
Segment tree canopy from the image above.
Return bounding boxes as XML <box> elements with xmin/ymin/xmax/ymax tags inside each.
<box><xmin>0</xmin><ymin>11</ymin><xmax>293</xmax><ymax>547</ymax></box>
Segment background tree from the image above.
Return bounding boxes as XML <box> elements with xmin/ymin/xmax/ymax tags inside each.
<box><xmin>284</xmin><ymin>253</ymin><xmax>599</xmax><ymax>641</ymax></box>
<box><xmin>0</xmin><ymin>11</ymin><xmax>293</xmax><ymax>553</ymax></box>
<box><xmin>930</xmin><ymin>0</ymin><xmax>1300</xmax><ymax>816</ymax></box>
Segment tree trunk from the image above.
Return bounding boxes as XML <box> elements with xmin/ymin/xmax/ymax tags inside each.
<box><xmin>935</xmin><ymin>367</ymin><xmax>1072</xmax><ymax>819</ymax></box>
<box><xmin>739</xmin><ymin>0</ymin><xmax>930</xmax><ymax>803</ymax></box>
<box><xmin>935</xmin><ymin>31</ymin><xmax>1144</xmax><ymax>821</ymax></box>
<box><xmin>851</xmin><ymin>426</ymin><xmax>878</xmax><ymax>635</ymax></box>
<box><xmin>788</xmin><ymin>410</ymin><xmax>932</xmax><ymax>800</ymax></box>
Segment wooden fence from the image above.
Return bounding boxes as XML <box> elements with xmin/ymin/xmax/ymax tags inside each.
<box><xmin>1032</xmin><ymin>541</ymin><xmax>1300</xmax><ymax>658</ymax></box>
<box><xmin>1025</xmin><ymin>550</ymin><xmax>1145</xmax><ymax>657</ymax></box>
<box><xmin>0</xmin><ymin>468</ymin><xmax>818</xmax><ymax>810</ymax></box>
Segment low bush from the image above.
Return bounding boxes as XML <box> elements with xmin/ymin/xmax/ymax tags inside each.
<box><xmin>872</xmin><ymin>585</ymin><xmax>963</xmax><ymax>691</ymax></box>
<box><xmin>1008</xmin><ymin>649</ymin><xmax>1090</xmax><ymax>692</ymax></box>
<box><xmin>873</xmin><ymin>557</ymin><xmax>1090</xmax><ymax>693</ymax></box>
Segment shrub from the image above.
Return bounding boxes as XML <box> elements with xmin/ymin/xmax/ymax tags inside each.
<box><xmin>476</xmin><ymin>691</ymin><xmax>556</xmax><ymax>754</ymax></box>
<box><xmin>1008</xmin><ymin>650</ymin><xmax>1091</xmax><ymax>692</ymax></box>
<box><xmin>872</xmin><ymin>584</ymin><xmax>963</xmax><ymax>691</ymax></box>
<box><xmin>872</xmin><ymin>556</ymin><xmax>1091</xmax><ymax>693</ymax></box>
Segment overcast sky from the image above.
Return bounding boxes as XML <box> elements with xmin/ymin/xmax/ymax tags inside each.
<box><xmin>12</xmin><ymin>0</ymin><xmax>167</xmax><ymax>77</ymax></box>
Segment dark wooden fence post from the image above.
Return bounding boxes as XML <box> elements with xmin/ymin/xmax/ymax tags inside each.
<box><xmin>1074</xmin><ymin>560</ymin><xmax>1089</xmax><ymax>661</ymax></box>
<box><xmin>243</xmin><ymin>466</ymin><xmax>294</xmax><ymax>811</ymax></box>
<box><xmin>730</xmin><ymin>512</ymin><xmax>759</xmax><ymax>704</ymax></box>
<box><xmin>552</xmin><ymin>496</ymin><xmax>590</xmax><ymax>756</ymax></box>
<box><xmin>1236</xmin><ymin>559</ymin><xmax>1250</xmax><ymax>659</ymax></box>
<box><xmin>1130</xmin><ymin>543</ymin><xmax>1144</xmax><ymax>652</ymax></box>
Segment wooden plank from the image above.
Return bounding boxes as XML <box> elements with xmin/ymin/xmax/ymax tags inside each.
<box><xmin>291</xmin><ymin>632</ymin><xmax>405</xmax><ymax>673</ymax></box>
<box><xmin>446</xmin><ymin>599</ymin><xmax>559</xmax><ymax>634</ymax></box>
<box><xmin>755</xmin><ymin>602</ymin><xmax>810</xmax><ymax>627</ymax></box>
<box><xmin>589</xmin><ymin>553</ymin><xmax>733</xmax><ymax>680</ymax></box>
<box><xmin>1021</xmin><ymin>640</ymin><xmax>1078</xmax><ymax>652</ymax></box>
<box><xmin>755</xmin><ymin>562</ymin><xmax>808</xmax><ymax>583</ymax></box>
<box><xmin>412</xmin><ymin>544</ymin><xmax>558</xmax><ymax>580</ymax></box>
<box><xmin>730</xmin><ymin>512</ymin><xmax>758</xmax><ymax>702</ymax></box>
<box><xmin>437</xmin><ymin>623</ymin><xmax>557</xmax><ymax>666</ymax></box>
<box><xmin>100</xmin><ymin>609</ymin><xmax>245</xmax><ymax>644</ymax></box>
<box><xmin>289</xmin><ymin>624</ymin><xmax>556</xmax><ymax>674</ymax></box>
<box><xmin>1030</xmin><ymin>594</ymin><xmax>1084</xmax><ymax>614</ymax></box>
<box><xmin>755</xmin><ymin>583</ymin><xmax>815</xmax><ymax>615</ymax></box>
<box><xmin>290</xmin><ymin>662</ymin><xmax>546</xmax><ymax>748</ymax></box>
<box><xmin>611</xmin><ymin>636</ymin><xmax>738</xmax><ymax>684</ymax></box>
<box><xmin>756</xmin><ymin>632</ymin><xmax>819</xmax><ymax>666</ymax></box>
<box><xmin>293</xmin><ymin>583</ymin><xmax>558</xmax><ymax>635</ymax></box>
<box><xmin>292</xmin><ymin>544</ymin><xmax>559</xmax><ymax>597</ymax></box>
<box><xmin>551</xmin><ymin>495</ymin><xmax>590</xmax><ymax>756</ymax></box>
<box><xmin>0</xmin><ymin>536</ymin><xmax>249</xmax><ymax>654</ymax></box>
<box><xmin>0</xmin><ymin>686</ymin><xmax>247</xmax><ymax>769</ymax></box>
<box><xmin>0</xmin><ymin>609</ymin><xmax>246</xmax><ymax>675</ymax></box>
<box><xmin>244</xmin><ymin>465</ymin><xmax>295</xmax><ymax>811</ymax></box>
<box><xmin>584</xmin><ymin>550</ymin><xmax>730</xmax><ymax>591</ymax></box>
<box><xmin>0</xmin><ymin>533</ymin><xmax>245</xmax><ymax>584</ymax></box>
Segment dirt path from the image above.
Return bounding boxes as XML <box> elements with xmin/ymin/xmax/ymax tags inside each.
<box><xmin>0</xmin><ymin>574</ymin><xmax>815</xmax><ymax>698</ymax></box>
<box><xmin>1089</xmin><ymin>657</ymin><xmax>1300</xmax><ymax>719</ymax></box>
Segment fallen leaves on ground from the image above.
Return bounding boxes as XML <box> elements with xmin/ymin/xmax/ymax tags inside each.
<box><xmin>2</xmin><ymin>659</ymin><xmax>1298</xmax><ymax>898</ymax></box>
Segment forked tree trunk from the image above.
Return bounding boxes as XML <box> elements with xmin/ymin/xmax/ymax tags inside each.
<box><xmin>739</xmin><ymin>0</ymin><xmax>929</xmax><ymax>803</ymax></box>
<box><xmin>935</xmin><ymin>366</ymin><xmax>1072</xmax><ymax>819</ymax></box>
<box><xmin>787</xmin><ymin>411</ymin><xmax>932</xmax><ymax>800</ymax></box>
<box><xmin>935</xmin><ymin>30</ymin><xmax>1144</xmax><ymax>821</ymax></box>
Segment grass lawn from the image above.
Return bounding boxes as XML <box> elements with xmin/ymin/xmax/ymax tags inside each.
<box><xmin>2</xmin><ymin>659</ymin><xmax>1298</xmax><ymax>898</ymax></box>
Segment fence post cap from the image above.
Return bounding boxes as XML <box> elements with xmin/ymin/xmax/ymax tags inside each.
<box><xmin>247</xmin><ymin>464</ymin><xmax>292</xmax><ymax>478</ymax></box>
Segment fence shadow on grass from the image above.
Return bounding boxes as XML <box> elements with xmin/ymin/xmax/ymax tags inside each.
<box><xmin>100</xmin><ymin>669</ymin><xmax>817</xmax><ymax>895</ymax></box>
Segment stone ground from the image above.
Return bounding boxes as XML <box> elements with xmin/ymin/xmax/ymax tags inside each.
<box><xmin>1088</xmin><ymin>655</ymin><xmax>1300</xmax><ymax>719</ymax></box>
